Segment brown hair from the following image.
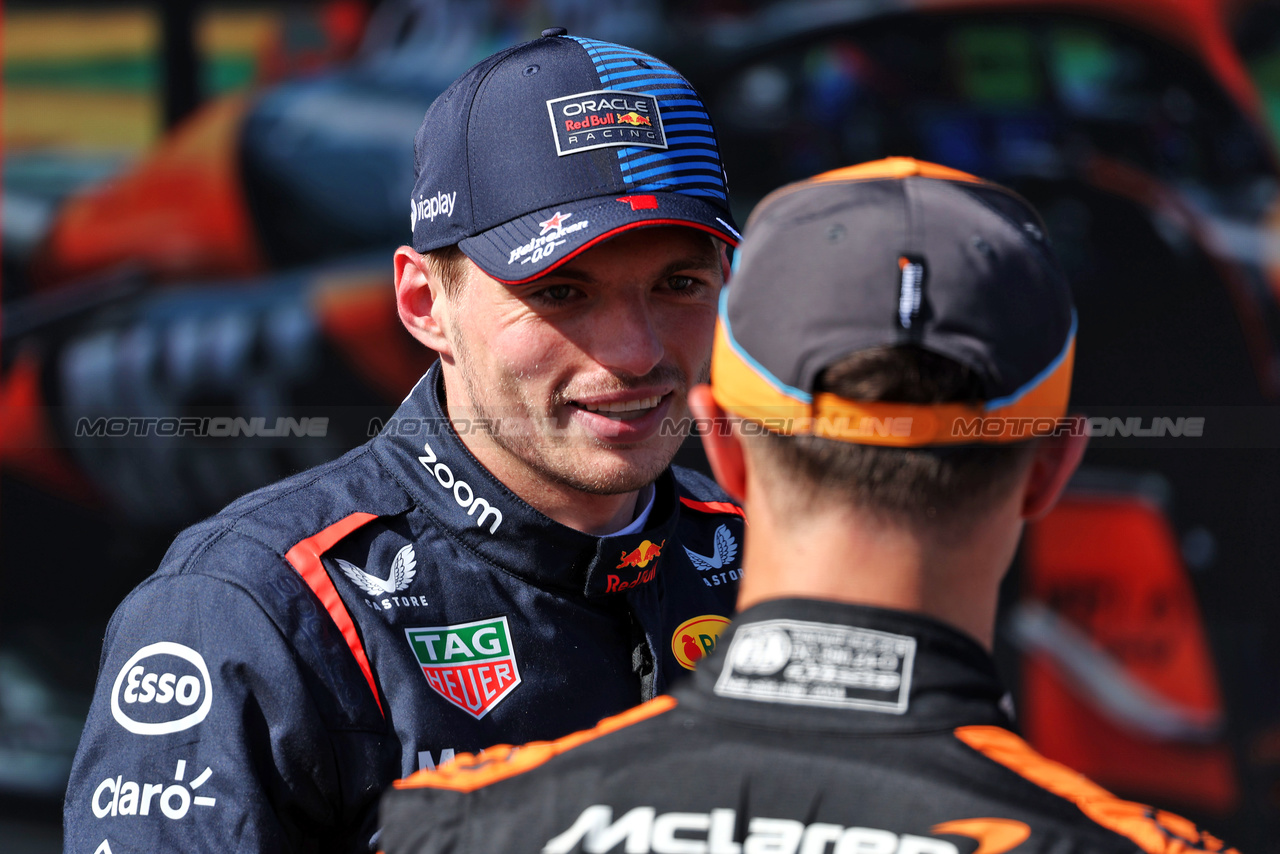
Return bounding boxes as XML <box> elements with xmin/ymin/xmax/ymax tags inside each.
<box><xmin>425</xmin><ymin>244</ymin><xmax>469</xmax><ymax>297</ymax></box>
<box><xmin>744</xmin><ymin>347</ymin><xmax>1036</xmax><ymax>525</ymax></box>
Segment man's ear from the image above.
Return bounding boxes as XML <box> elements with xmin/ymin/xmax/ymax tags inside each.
<box><xmin>1021</xmin><ymin>420</ymin><xmax>1089</xmax><ymax>520</ymax></box>
<box><xmin>394</xmin><ymin>246</ymin><xmax>453</xmax><ymax>356</ymax></box>
<box><xmin>688</xmin><ymin>385</ymin><xmax>747</xmax><ymax>504</ymax></box>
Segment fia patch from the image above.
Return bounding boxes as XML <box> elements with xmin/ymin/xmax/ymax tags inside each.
<box><xmin>546</xmin><ymin>89</ymin><xmax>667</xmax><ymax>156</ymax></box>
<box><xmin>405</xmin><ymin>616</ymin><xmax>521</xmax><ymax>719</ymax></box>
<box><xmin>714</xmin><ymin>619</ymin><xmax>915</xmax><ymax>713</ymax></box>
<box><xmin>672</xmin><ymin>615</ymin><xmax>730</xmax><ymax>670</ymax></box>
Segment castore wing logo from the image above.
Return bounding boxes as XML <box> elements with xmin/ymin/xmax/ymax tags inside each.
<box><xmin>337</xmin><ymin>544</ymin><xmax>416</xmax><ymax>596</ymax></box>
<box><xmin>684</xmin><ymin>525</ymin><xmax>737</xmax><ymax>572</ymax></box>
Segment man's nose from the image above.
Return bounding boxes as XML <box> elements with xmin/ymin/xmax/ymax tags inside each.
<box><xmin>590</xmin><ymin>296</ymin><xmax>665</xmax><ymax>377</ymax></box>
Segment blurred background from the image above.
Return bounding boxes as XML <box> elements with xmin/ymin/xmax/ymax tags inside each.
<box><xmin>5</xmin><ymin>0</ymin><xmax>1280</xmax><ymax>850</ymax></box>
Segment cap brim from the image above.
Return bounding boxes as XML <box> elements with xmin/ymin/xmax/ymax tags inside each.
<box><xmin>459</xmin><ymin>192</ymin><xmax>740</xmax><ymax>284</ymax></box>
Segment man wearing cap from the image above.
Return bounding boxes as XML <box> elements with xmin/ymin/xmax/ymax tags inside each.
<box><xmin>64</xmin><ymin>30</ymin><xmax>745</xmax><ymax>853</ymax></box>
<box><xmin>378</xmin><ymin>158</ymin><xmax>1239</xmax><ymax>854</ymax></box>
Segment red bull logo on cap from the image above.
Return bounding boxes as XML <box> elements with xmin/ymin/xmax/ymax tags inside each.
<box><xmin>547</xmin><ymin>89</ymin><xmax>667</xmax><ymax>156</ymax></box>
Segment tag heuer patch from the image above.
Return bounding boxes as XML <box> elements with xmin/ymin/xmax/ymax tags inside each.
<box><xmin>405</xmin><ymin>617</ymin><xmax>520</xmax><ymax>719</ymax></box>
<box><xmin>547</xmin><ymin>89</ymin><xmax>667</xmax><ymax>156</ymax></box>
<box><xmin>714</xmin><ymin>619</ymin><xmax>915</xmax><ymax>714</ymax></box>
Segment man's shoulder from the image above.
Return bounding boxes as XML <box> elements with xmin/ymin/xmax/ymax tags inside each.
<box><xmin>392</xmin><ymin>695</ymin><xmax>678</xmax><ymax>796</ymax></box>
<box><xmin>382</xmin><ymin>714</ymin><xmax>1241</xmax><ymax>854</ymax></box>
<box><xmin>155</xmin><ymin>442</ymin><xmax>413</xmax><ymax>586</ymax></box>
<box><xmin>670</xmin><ymin>465</ymin><xmax>744</xmax><ymax>518</ymax></box>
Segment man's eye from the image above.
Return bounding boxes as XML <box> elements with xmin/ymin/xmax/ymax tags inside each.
<box><xmin>668</xmin><ymin>276</ymin><xmax>696</xmax><ymax>292</ymax></box>
<box><xmin>538</xmin><ymin>285</ymin><xmax>576</xmax><ymax>302</ymax></box>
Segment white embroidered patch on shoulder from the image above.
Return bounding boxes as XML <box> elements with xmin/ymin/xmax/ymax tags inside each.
<box><xmin>714</xmin><ymin>619</ymin><xmax>915</xmax><ymax>714</ymax></box>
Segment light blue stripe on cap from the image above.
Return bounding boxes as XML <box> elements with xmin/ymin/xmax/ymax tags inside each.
<box><xmin>984</xmin><ymin>310</ymin><xmax>1078</xmax><ymax>411</ymax></box>
<box><xmin>718</xmin><ymin>288</ymin><xmax>813</xmax><ymax>404</ymax></box>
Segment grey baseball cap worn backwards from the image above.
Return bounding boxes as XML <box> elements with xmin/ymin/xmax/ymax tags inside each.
<box><xmin>710</xmin><ymin>158</ymin><xmax>1077</xmax><ymax>446</ymax></box>
<box><xmin>410</xmin><ymin>27</ymin><xmax>740</xmax><ymax>284</ymax></box>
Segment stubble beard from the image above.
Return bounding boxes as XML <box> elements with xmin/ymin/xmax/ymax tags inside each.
<box><xmin>450</xmin><ymin>332</ymin><xmax>701</xmax><ymax>497</ymax></box>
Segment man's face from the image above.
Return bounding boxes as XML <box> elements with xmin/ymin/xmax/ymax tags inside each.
<box><xmin>435</xmin><ymin>226</ymin><xmax>725</xmax><ymax>497</ymax></box>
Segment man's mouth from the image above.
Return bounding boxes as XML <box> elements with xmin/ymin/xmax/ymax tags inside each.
<box><xmin>573</xmin><ymin>394</ymin><xmax>666</xmax><ymax>421</ymax></box>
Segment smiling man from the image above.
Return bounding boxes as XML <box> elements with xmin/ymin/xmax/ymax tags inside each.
<box><xmin>65</xmin><ymin>30</ymin><xmax>745</xmax><ymax>854</ymax></box>
<box><xmin>400</xmin><ymin>226</ymin><xmax>726</xmax><ymax>533</ymax></box>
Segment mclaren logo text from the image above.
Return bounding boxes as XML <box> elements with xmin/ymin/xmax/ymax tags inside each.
<box><xmin>543</xmin><ymin>807</ymin><xmax>963</xmax><ymax>854</ymax></box>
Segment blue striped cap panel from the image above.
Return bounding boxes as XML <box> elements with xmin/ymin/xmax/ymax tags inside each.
<box><xmin>570</xmin><ymin>36</ymin><xmax>729</xmax><ymax>202</ymax></box>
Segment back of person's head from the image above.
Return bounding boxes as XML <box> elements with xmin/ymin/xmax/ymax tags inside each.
<box><xmin>709</xmin><ymin>158</ymin><xmax>1077</xmax><ymax>529</ymax></box>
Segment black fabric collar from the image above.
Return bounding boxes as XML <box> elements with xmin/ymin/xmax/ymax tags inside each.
<box><xmin>371</xmin><ymin>363</ymin><xmax>682</xmax><ymax>598</ymax></box>
<box><xmin>680</xmin><ymin>598</ymin><xmax>1013</xmax><ymax>734</ymax></box>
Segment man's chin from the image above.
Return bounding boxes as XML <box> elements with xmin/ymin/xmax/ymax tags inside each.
<box><xmin>543</xmin><ymin>444</ymin><xmax>677</xmax><ymax>496</ymax></box>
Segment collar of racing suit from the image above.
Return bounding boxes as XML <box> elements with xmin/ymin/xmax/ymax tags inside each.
<box><xmin>679</xmin><ymin>597</ymin><xmax>1015</xmax><ymax>734</ymax></box>
<box><xmin>371</xmin><ymin>363</ymin><xmax>683</xmax><ymax>599</ymax></box>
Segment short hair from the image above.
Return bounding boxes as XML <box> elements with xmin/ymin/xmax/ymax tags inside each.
<box><xmin>743</xmin><ymin>347</ymin><xmax>1037</xmax><ymax>526</ymax></box>
<box><xmin>425</xmin><ymin>244</ymin><xmax>469</xmax><ymax>297</ymax></box>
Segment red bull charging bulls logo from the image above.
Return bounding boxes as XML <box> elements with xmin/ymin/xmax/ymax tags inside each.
<box><xmin>607</xmin><ymin>539</ymin><xmax>665</xmax><ymax>592</ymax></box>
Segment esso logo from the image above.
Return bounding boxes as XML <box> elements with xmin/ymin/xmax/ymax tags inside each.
<box><xmin>110</xmin><ymin>642</ymin><xmax>213</xmax><ymax>735</ymax></box>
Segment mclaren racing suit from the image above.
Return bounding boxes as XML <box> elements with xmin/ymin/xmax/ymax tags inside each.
<box><xmin>64</xmin><ymin>363</ymin><xmax>744</xmax><ymax>853</ymax></box>
<box><xmin>381</xmin><ymin>598</ymin><xmax>1239</xmax><ymax>854</ymax></box>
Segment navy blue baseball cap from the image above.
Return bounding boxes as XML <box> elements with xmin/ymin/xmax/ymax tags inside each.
<box><xmin>409</xmin><ymin>28</ymin><xmax>740</xmax><ymax>284</ymax></box>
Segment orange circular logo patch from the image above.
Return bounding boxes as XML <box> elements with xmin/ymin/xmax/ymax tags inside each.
<box><xmin>671</xmin><ymin>615</ymin><xmax>730</xmax><ymax>670</ymax></box>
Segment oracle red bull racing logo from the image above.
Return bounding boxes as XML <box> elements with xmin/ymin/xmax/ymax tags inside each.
<box><xmin>405</xmin><ymin>617</ymin><xmax>520</xmax><ymax>719</ymax></box>
<box><xmin>547</xmin><ymin>89</ymin><xmax>667</xmax><ymax>156</ymax></box>
<box><xmin>608</xmin><ymin>539</ymin><xmax>664</xmax><ymax>592</ymax></box>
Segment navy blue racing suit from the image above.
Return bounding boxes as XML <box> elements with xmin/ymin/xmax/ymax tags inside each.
<box><xmin>64</xmin><ymin>363</ymin><xmax>743</xmax><ymax>853</ymax></box>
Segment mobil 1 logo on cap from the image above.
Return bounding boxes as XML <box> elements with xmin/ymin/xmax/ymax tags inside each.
<box><xmin>547</xmin><ymin>89</ymin><xmax>667</xmax><ymax>156</ymax></box>
<box><xmin>405</xmin><ymin>616</ymin><xmax>521</xmax><ymax>719</ymax></box>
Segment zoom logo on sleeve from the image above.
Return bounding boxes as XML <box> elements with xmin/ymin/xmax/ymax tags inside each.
<box><xmin>111</xmin><ymin>642</ymin><xmax>213</xmax><ymax>735</ymax></box>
